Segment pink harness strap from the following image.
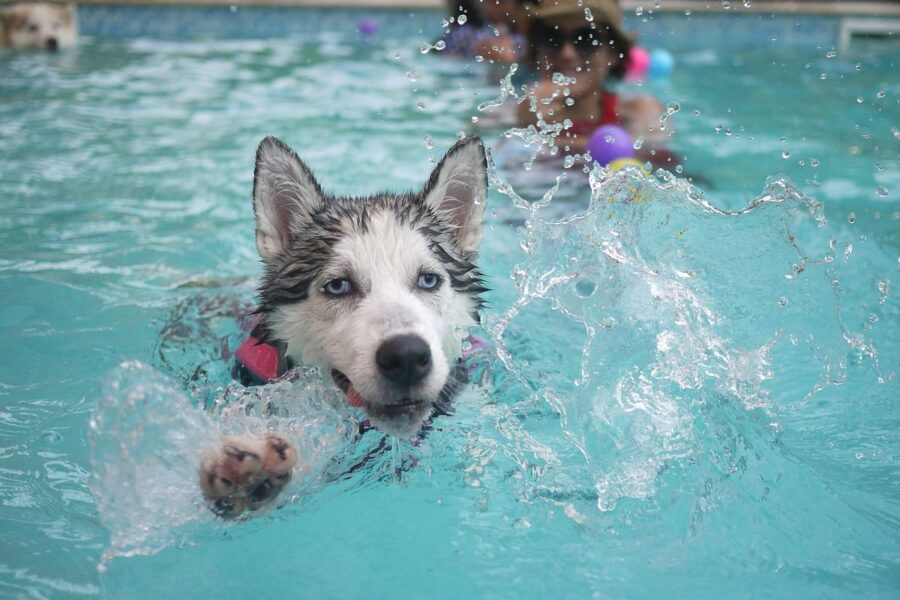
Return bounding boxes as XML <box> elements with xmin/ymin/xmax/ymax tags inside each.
<box><xmin>234</xmin><ymin>336</ymin><xmax>282</xmax><ymax>383</ymax></box>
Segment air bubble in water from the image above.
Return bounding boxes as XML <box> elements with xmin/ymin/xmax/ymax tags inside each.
<box><xmin>633</xmin><ymin>136</ymin><xmax>644</xmax><ymax>150</ymax></box>
<box><xmin>563</xmin><ymin>155</ymin><xmax>576</xmax><ymax>168</ymax></box>
<box><xmin>41</xmin><ymin>430</ymin><xmax>62</xmax><ymax>444</ymax></box>
<box><xmin>722</xmin><ymin>0</ymin><xmax>731</xmax><ymax>9</ymax></box>
<box><xmin>575</xmin><ymin>280</ymin><xmax>597</xmax><ymax>298</ymax></box>
<box><xmin>635</xmin><ymin>6</ymin><xmax>644</xmax><ymax>16</ymax></box>
<box><xmin>855</xmin><ymin>63</ymin><xmax>862</xmax><ymax>71</ymax></box>
<box><xmin>665</xmin><ymin>101</ymin><xmax>681</xmax><ymax>115</ymax></box>
<box><xmin>434</xmin><ymin>40</ymin><xmax>446</xmax><ymax>51</ymax></box>
<box><xmin>584</xmin><ymin>8</ymin><xmax>594</xmax><ymax>21</ymax></box>
<box><xmin>891</xmin><ymin>128</ymin><xmax>900</xmax><ymax>140</ymax></box>
<box><xmin>781</xmin><ymin>150</ymin><xmax>791</xmax><ymax>159</ymax></box>
<box><xmin>416</xmin><ymin>101</ymin><xmax>426</xmax><ymax>110</ymax></box>
<box><xmin>423</xmin><ymin>135</ymin><xmax>434</xmax><ymax>150</ymax></box>
<box><xmin>675</xmin><ymin>164</ymin><xmax>684</xmax><ymax>174</ymax></box>
<box><xmin>848</xmin><ymin>212</ymin><xmax>856</xmax><ymax>224</ymax></box>
<box><xmin>600</xmin><ymin>317</ymin><xmax>617</xmax><ymax>329</ymax></box>
<box><xmin>406</xmin><ymin>71</ymin><xmax>420</xmax><ymax>81</ymax></box>
<box><xmin>875</xmin><ymin>186</ymin><xmax>888</xmax><ymax>197</ymax></box>
<box><xmin>875</xmin><ymin>90</ymin><xmax>886</xmax><ymax>99</ymax></box>
<box><xmin>810</xmin><ymin>158</ymin><xmax>820</xmax><ymax>167</ymax></box>
<box><xmin>874</xmin><ymin>162</ymin><xmax>884</xmax><ymax>172</ymax></box>
<box><xmin>825</xmin><ymin>49</ymin><xmax>837</xmax><ymax>58</ymax></box>
<box><xmin>743</xmin><ymin>0</ymin><xmax>752</xmax><ymax>6</ymax></box>
<box><xmin>856</xmin><ymin>97</ymin><xmax>864</xmax><ymax>104</ymax></box>
<box><xmin>457</xmin><ymin>13</ymin><xmax>467</xmax><ymax>25</ymax></box>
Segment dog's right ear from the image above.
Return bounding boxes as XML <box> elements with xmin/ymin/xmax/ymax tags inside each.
<box><xmin>253</xmin><ymin>137</ymin><xmax>324</xmax><ymax>263</ymax></box>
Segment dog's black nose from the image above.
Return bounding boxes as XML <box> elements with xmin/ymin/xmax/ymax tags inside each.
<box><xmin>46</xmin><ymin>38</ymin><xmax>59</xmax><ymax>51</ymax></box>
<box><xmin>376</xmin><ymin>335</ymin><xmax>432</xmax><ymax>387</ymax></box>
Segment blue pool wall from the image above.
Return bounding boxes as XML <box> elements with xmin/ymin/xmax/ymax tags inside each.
<box><xmin>77</xmin><ymin>5</ymin><xmax>869</xmax><ymax>51</ymax></box>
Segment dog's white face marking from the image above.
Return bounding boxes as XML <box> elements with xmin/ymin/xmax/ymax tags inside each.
<box><xmin>252</xmin><ymin>137</ymin><xmax>487</xmax><ymax>437</ymax></box>
<box><xmin>1</xmin><ymin>3</ymin><xmax>78</xmax><ymax>50</ymax></box>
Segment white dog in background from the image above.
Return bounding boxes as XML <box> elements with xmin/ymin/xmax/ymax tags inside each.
<box><xmin>0</xmin><ymin>2</ymin><xmax>77</xmax><ymax>50</ymax></box>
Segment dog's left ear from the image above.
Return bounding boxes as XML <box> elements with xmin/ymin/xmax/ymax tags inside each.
<box><xmin>423</xmin><ymin>136</ymin><xmax>487</xmax><ymax>256</ymax></box>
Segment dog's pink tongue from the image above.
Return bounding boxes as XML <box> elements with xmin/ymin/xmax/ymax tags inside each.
<box><xmin>346</xmin><ymin>384</ymin><xmax>365</xmax><ymax>408</ymax></box>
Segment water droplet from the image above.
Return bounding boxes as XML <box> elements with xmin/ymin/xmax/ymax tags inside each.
<box><xmin>584</xmin><ymin>8</ymin><xmax>594</xmax><ymax>21</ymax></box>
<box><xmin>423</xmin><ymin>135</ymin><xmax>434</xmax><ymax>150</ymax></box>
<box><xmin>471</xmin><ymin>115</ymin><xmax>479</xmax><ymax>123</ymax></box>
<box><xmin>406</xmin><ymin>71</ymin><xmax>419</xmax><ymax>81</ymax></box>
<box><xmin>675</xmin><ymin>164</ymin><xmax>684</xmax><ymax>174</ymax></box>
<box><xmin>563</xmin><ymin>155</ymin><xmax>575</xmax><ymax>168</ymax></box>
<box><xmin>724</xmin><ymin>128</ymin><xmax>733</xmax><ymax>136</ymax></box>
<box><xmin>575</xmin><ymin>280</ymin><xmax>596</xmax><ymax>298</ymax></box>
<box><xmin>790</xmin><ymin>334</ymin><xmax>799</xmax><ymax>345</ymax></box>
<box><xmin>781</xmin><ymin>150</ymin><xmax>791</xmax><ymax>159</ymax></box>
<box><xmin>855</xmin><ymin>63</ymin><xmax>861</xmax><ymax>71</ymax></box>
<box><xmin>635</xmin><ymin>6</ymin><xmax>644</xmax><ymax>16</ymax></box>
<box><xmin>693</xmin><ymin>109</ymin><xmax>701</xmax><ymax>116</ymax></box>
<box><xmin>665</xmin><ymin>101</ymin><xmax>681</xmax><ymax>115</ymax></box>
<box><xmin>875</xmin><ymin>186</ymin><xmax>888</xmax><ymax>197</ymax></box>
<box><xmin>810</xmin><ymin>158</ymin><xmax>820</xmax><ymax>167</ymax></box>
<box><xmin>777</xmin><ymin>296</ymin><xmax>788</xmax><ymax>307</ymax></box>
<box><xmin>848</xmin><ymin>212</ymin><xmax>856</xmax><ymax>224</ymax></box>
<box><xmin>874</xmin><ymin>162</ymin><xmax>884</xmax><ymax>172</ymax></box>
<box><xmin>633</xmin><ymin>136</ymin><xmax>644</xmax><ymax>150</ymax></box>
<box><xmin>722</xmin><ymin>0</ymin><xmax>731</xmax><ymax>9</ymax></box>
<box><xmin>714</xmin><ymin>124</ymin><xmax>723</xmax><ymax>133</ymax></box>
<box><xmin>565</xmin><ymin>97</ymin><xmax>575</xmax><ymax>106</ymax></box>
<box><xmin>868</xmin><ymin>313</ymin><xmax>879</xmax><ymax>324</ymax></box>
<box><xmin>457</xmin><ymin>13</ymin><xmax>467</xmax><ymax>25</ymax></box>
<box><xmin>474</xmin><ymin>55</ymin><xmax>484</xmax><ymax>63</ymax></box>
<box><xmin>825</xmin><ymin>49</ymin><xmax>837</xmax><ymax>58</ymax></box>
<box><xmin>434</xmin><ymin>40</ymin><xmax>446</xmax><ymax>51</ymax></box>
<box><xmin>416</xmin><ymin>101</ymin><xmax>426</xmax><ymax>110</ymax></box>
<box><xmin>855</xmin><ymin>452</ymin><xmax>864</xmax><ymax>460</ymax></box>
<box><xmin>875</xmin><ymin>90</ymin><xmax>886</xmax><ymax>99</ymax></box>
<box><xmin>819</xmin><ymin>73</ymin><xmax>827</xmax><ymax>80</ymax></box>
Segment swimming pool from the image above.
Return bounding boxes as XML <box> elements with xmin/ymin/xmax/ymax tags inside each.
<box><xmin>0</xmin><ymin>6</ymin><xmax>897</xmax><ymax>598</ymax></box>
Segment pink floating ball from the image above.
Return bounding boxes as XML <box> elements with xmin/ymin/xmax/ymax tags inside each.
<box><xmin>587</xmin><ymin>125</ymin><xmax>634</xmax><ymax>166</ymax></box>
<box><xmin>358</xmin><ymin>18</ymin><xmax>378</xmax><ymax>36</ymax></box>
<box><xmin>626</xmin><ymin>46</ymin><xmax>650</xmax><ymax>80</ymax></box>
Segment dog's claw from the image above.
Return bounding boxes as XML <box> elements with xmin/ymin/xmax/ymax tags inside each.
<box><xmin>199</xmin><ymin>434</ymin><xmax>297</xmax><ymax>518</ymax></box>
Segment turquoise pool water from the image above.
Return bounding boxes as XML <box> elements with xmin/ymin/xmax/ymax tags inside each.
<box><xmin>1</xmin><ymin>8</ymin><xmax>897</xmax><ymax>599</ymax></box>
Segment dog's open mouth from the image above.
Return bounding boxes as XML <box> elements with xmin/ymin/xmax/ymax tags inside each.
<box><xmin>330</xmin><ymin>369</ymin><xmax>426</xmax><ymax>417</ymax></box>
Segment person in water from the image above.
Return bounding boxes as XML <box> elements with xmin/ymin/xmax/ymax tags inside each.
<box><xmin>441</xmin><ymin>0</ymin><xmax>527</xmax><ymax>64</ymax></box>
<box><xmin>518</xmin><ymin>0</ymin><xmax>677</xmax><ymax>167</ymax></box>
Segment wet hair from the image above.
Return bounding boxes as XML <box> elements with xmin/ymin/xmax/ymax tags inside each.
<box><xmin>525</xmin><ymin>17</ymin><xmax>632</xmax><ymax>80</ymax></box>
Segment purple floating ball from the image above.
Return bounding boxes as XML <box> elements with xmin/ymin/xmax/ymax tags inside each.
<box><xmin>587</xmin><ymin>125</ymin><xmax>634</xmax><ymax>166</ymax></box>
<box><xmin>358</xmin><ymin>18</ymin><xmax>378</xmax><ymax>36</ymax></box>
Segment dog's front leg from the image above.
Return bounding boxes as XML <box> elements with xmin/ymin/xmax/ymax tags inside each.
<box><xmin>198</xmin><ymin>434</ymin><xmax>297</xmax><ymax>519</ymax></box>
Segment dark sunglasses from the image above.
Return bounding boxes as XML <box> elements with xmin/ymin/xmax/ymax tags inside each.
<box><xmin>536</xmin><ymin>25</ymin><xmax>613</xmax><ymax>57</ymax></box>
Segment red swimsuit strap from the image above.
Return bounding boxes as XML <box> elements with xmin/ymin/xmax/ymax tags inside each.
<box><xmin>568</xmin><ymin>91</ymin><xmax>621</xmax><ymax>137</ymax></box>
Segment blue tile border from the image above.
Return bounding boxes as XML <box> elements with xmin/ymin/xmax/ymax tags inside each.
<box><xmin>76</xmin><ymin>5</ymin><xmax>849</xmax><ymax>49</ymax></box>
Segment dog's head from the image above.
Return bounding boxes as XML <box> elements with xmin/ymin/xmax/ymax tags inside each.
<box><xmin>0</xmin><ymin>3</ymin><xmax>77</xmax><ymax>51</ymax></box>
<box><xmin>252</xmin><ymin>136</ymin><xmax>487</xmax><ymax>437</ymax></box>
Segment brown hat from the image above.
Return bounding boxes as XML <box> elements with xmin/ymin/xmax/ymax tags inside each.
<box><xmin>526</xmin><ymin>0</ymin><xmax>627</xmax><ymax>41</ymax></box>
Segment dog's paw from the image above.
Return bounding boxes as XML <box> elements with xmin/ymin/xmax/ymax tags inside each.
<box><xmin>199</xmin><ymin>434</ymin><xmax>297</xmax><ymax>518</ymax></box>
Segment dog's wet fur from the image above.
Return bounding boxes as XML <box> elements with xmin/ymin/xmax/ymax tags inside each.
<box><xmin>0</xmin><ymin>3</ymin><xmax>77</xmax><ymax>50</ymax></box>
<box><xmin>199</xmin><ymin>136</ymin><xmax>488</xmax><ymax>517</ymax></box>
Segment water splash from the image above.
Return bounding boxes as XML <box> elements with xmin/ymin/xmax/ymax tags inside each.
<box><xmin>89</xmin><ymin>361</ymin><xmax>356</xmax><ymax>568</ymax></box>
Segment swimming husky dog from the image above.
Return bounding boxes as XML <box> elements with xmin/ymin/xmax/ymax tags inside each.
<box><xmin>198</xmin><ymin>136</ymin><xmax>488</xmax><ymax>517</ymax></box>
<box><xmin>0</xmin><ymin>3</ymin><xmax>78</xmax><ymax>50</ymax></box>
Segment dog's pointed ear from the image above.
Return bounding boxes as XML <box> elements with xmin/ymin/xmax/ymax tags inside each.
<box><xmin>253</xmin><ymin>136</ymin><xmax>324</xmax><ymax>262</ymax></box>
<box><xmin>422</xmin><ymin>136</ymin><xmax>487</xmax><ymax>255</ymax></box>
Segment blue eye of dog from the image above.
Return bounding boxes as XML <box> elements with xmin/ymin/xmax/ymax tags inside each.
<box><xmin>322</xmin><ymin>278</ymin><xmax>352</xmax><ymax>296</ymax></box>
<box><xmin>417</xmin><ymin>273</ymin><xmax>440</xmax><ymax>290</ymax></box>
